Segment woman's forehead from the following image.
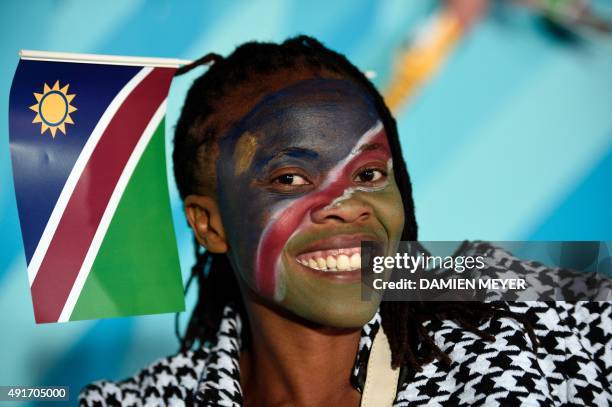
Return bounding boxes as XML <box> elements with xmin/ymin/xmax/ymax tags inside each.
<box><xmin>234</xmin><ymin>78</ymin><xmax>378</xmax><ymax>130</ymax></box>
<box><xmin>222</xmin><ymin>78</ymin><xmax>382</xmax><ymax>158</ymax></box>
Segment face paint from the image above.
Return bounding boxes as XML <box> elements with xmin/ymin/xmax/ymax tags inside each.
<box><xmin>256</xmin><ymin>121</ymin><xmax>391</xmax><ymax>299</ymax></box>
<box><xmin>233</xmin><ymin>131</ymin><xmax>258</xmax><ymax>176</ymax></box>
<box><xmin>215</xmin><ymin>78</ymin><xmax>405</xmax><ymax>327</ymax></box>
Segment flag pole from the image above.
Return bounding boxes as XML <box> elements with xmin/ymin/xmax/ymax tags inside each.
<box><xmin>20</xmin><ymin>50</ymin><xmax>192</xmax><ymax>68</ymax></box>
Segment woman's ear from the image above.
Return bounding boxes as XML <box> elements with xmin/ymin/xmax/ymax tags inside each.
<box><xmin>184</xmin><ymin>195</ymin><xmax>229</xmax><ymax>253</ymax></box>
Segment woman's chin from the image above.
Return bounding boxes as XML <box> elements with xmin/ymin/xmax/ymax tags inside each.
<box><xmin>284</xmin><ymin>297</ymin><xmax>381</xmax><ymax>329</ymax></box>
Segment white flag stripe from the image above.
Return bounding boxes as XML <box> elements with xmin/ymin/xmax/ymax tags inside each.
<box><xmin>28</xmin><ymin>67</ymin><xmax>154</xmax><ymax>286</ymax></box>
<box><xmin>58</xmin><ymin>100</ymin><xmax>167</xmax><ymax>322</ymax></box>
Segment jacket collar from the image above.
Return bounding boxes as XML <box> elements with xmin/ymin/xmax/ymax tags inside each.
<box><xmin>194</xmin><ymin>305</ymin><xmax>381</xmax><ymax>406</ymax></box>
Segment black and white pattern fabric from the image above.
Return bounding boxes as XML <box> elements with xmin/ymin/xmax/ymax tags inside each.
<box><xmin>80</xmin><ymin>242</ymin><xmax>612</xmax><ymax>406</ymax></box>
<box><xmin>460</xmin><ymin>241</ymin><xmax>612</xmax><ymax>302</ymax></box>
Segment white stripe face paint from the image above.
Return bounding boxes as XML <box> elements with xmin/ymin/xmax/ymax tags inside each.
<box><xmin>324</xmin><ymin>159</ymin><xmax>394</xmax><ymax>210</ymax></box>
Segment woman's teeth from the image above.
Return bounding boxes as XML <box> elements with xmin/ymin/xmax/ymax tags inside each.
<box><xmin>296</xmin><ymin>247</ymin><xmax>361</xmax><ymax>272</ymax></box>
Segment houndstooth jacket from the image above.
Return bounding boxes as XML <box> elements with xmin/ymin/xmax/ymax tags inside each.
<box><xmin>80</xmin><ymin>243</ymin><xmax>612</xmax><ymax>406</ymax></box>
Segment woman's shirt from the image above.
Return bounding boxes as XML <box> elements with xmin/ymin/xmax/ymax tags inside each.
<box><xmin>79</xmin><ymin>243</ymin><xmax>612</xmax><ymax>406</ymax></box>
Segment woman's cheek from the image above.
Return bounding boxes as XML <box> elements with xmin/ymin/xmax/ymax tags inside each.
<box><xmin>366</xmin><ymin>181</ymin><xmax>405</xmax><ymax>244</ymax></box>
<box><xmin>228</xmin><ymin>202</ymin><xmax>276</xmax><ymax>294</ymax></box>
<box><xmin>249</xmin><ymin>195</ymin><xmax>305</xmax><ymax>299</ymax></box>
<box><xmin>388</xmin><ymin>182</ymin><xmax>406</xmax><ymax>239</ymax></box>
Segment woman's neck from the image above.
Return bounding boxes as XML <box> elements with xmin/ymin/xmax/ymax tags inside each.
<box><xmin>240</xmin><ymin>299</ymin><xmax>363</xmax><ymax>407</ymax></box>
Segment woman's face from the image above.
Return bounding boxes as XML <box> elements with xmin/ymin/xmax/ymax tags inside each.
<box><xmin>215</xmin><ymin>78</ymin><xmax>404</xmax><ymax>328</ymax></box>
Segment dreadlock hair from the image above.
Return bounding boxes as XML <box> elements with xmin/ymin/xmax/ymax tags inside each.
<box><xmin>173</xmin><ymin>35</ymin><xmax>537</xmax><ymax>371</ymax></box>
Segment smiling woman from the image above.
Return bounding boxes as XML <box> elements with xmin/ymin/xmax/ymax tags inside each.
<box><xmin>79</xmin><ymin>36</ymin><xmax>611</xmax><ymax>407</ymax></box>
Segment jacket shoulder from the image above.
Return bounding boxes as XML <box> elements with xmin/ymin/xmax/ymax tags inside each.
<box><xmin>78</xmin><ymin>347</ymin><xmax>209</xmax><ymax>406</ymax></box>
<box><xmin>395</xmin><ymin>301</ymin><xmax>611</xmax><ymax>406</ymax></box>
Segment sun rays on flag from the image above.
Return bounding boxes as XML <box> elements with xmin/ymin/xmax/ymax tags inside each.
<box><xmin>30</xmin><ymin>80</ymin><xmax>77</xmax><ymax>138</ymax></box>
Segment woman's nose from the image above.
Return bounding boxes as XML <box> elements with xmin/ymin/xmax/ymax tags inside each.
<box><xmin>310</xmin><ymin>197</ymin><xmax>373</xmax><ymax>224</ymax></box>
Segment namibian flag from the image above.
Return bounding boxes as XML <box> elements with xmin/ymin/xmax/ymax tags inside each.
<box><xmin>9</xmin><ymin>51</ymin><xmax>187</xmax><ymax>323</ymax></box>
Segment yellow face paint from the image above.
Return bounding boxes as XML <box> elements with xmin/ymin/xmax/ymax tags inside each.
<box><xmin>233</xmin><ymin>131</ymin><xmax>259</xmax><ymax>176</ymax></box>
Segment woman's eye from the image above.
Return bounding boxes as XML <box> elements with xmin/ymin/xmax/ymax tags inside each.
<box><xmin>355</xmin><ymin>168</ymin><xmax>386</xmax><ymax>183</ymax></box>
<box><xmin>272</xmin><ymin>174</ymin><xmax>310</xmax><ymax>186</ymax></box>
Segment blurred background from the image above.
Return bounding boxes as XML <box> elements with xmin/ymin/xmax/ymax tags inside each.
<box><xmin>1</xmin><ymin>0</ymin><xmax>611</xmax><ymax>404</ymax></box>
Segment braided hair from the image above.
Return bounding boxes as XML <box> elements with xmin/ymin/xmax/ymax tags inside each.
<box><xmin>173</xmin><ymin>35</ymin><xmax>536</xmax><ymax>370</ymax></box>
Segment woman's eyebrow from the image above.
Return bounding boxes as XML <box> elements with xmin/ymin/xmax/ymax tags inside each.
<box><xmin>275</xmin><ymin>147</ymin><xmax>320</xmax><ymax>160</ymax></box>
<box><xmin>256</xmin><ymin>147</ymin><xmax>320</xmax><ymax>171</ymax></box>
<box><xmin>356</xmin><ymin>142</ymin><xmax>385</xmax><ymax>153</ymax></box>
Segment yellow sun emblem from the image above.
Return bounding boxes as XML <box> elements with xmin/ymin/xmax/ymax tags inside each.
<box><xmin>30</xmin><ymin>80</ymin><xmax>77</xmax><ymax>138</ymax></box>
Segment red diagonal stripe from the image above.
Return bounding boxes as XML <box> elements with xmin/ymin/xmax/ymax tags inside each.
<box><xmin>31</xmin><ymin>67</ymin><xmax>175</xmax><ymax>323</ymax></box>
